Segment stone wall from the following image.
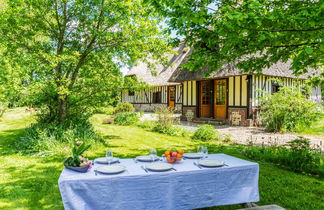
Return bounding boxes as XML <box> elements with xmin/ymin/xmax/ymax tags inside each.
<box><xmin>181</xmin><ymin>106</ymin><xmax>198</xmax><ymax>121</ymax></box>
<box><xmin>133</xmin><ymin>103</ymin><xmax>182</xmax><ymax>113</ymax></box>
<box><xmin>228</xmin><ymin>107</ymin><xmax>252</xmax><ymax>126</ymax></box>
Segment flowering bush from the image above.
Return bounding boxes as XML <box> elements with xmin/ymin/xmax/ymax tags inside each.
<box><xmin>259</xmin><ymin>87</ymin><xmax>321</xmax><ymax>132</ymax></box>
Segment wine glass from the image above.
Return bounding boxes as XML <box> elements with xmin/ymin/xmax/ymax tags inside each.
<box><xmin>149</xmin><ymin>148</ymin><xmax>157</xmax><ymax>162</ymax></box>
<box><xmin>197</xmin><ymin>145</ymin><xmax>204</xmax><ymax>155</ymax></box>
<box><xmin>202</xmin><ymin>146</ymin><xmax>208</xmax><ymax>159</ymax></box>
<box><xmin>106</xmin><ymin>150</ymin><xmax>113</xmax><ymax>165</ymax></box>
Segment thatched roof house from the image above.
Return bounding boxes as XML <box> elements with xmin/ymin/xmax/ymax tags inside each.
<box><xmin>123</xmin><ymin>44</ymin><xmax>322</xmax><ymax>126</ymax></box>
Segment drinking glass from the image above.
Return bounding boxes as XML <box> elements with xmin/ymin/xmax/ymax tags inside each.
<box><xmin>197</xmin><ymin>145</ymin><xmax>204</xmax><ymax>155</ymax></box>
<box><xmin>149</xmin><ymin>148</ymin><xmax>157</xmax><ymax>162</ymax></box>
<box><xmin>203</xmin><ymin>146</ymin><xmax>208</xmax><ymax>158</ymax></box>
<box><xmin>106</xmin><ymin>150</ymin><xmax>113</xmax><ymax>165</ymax></box>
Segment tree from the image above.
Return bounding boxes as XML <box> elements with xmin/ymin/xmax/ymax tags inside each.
<box><xmin>0</xmin><ymin>0</ymin><xmax>171</xmax><ymax>122</ymax></box>
<box><xmin>148</xmin><ymin>0</ymin><xmax>323</xmax><ymax>78</ymax></box>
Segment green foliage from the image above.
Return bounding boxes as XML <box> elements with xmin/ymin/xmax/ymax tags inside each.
<box><xmin>149</xmin><ymin>0</ymin><xmax>323</xmax><ymax>79</ymax></box>
<box><xmin>139</xmin><ymin>110</ymin><xmax>145</xmax><ymax>117</ymax></box>
<box><xmin>114</xmin><ymin>102</ymin><xmax>135</xmax><ymax>114</ymax></box>
<box><xmin>136</xmin><ymin>120</ymin><xmax>155</xmax><ymax>129</ymax></box>
<box><xmin>1</xmin><ymin>109</ymin><xmax>324</xmax><ymax>209</ymax></box>
<box><xmin>259</xmin><ymin>86</ymin><xmax>321</xmax><ymax>132</ymax></box>
<box><xmin>16</xmin><ymin>120</ymin><xmax>103</xmax><ymax>154</ymax></box>
<box><xmin>63</xmin><ymin>142</ymin><xmax>91</xmax><ymax>167</ymax></box>
<box><xmin>0</xmin><ymin>0</ymin><xmax>171</xmax><ymax>123</ymax></box>
<box><xmin>192</xmin><ymin>124</ymin><xmax>220</xmax><ymax>141</ymax></box>
<box><xmin>152</xmin><ymin>124</ymin><xmax>187</xmax><ymax>137</ymax></box>
<box><xmin>151</xmin><ymin>107</ymin><xmax>186</xmax><ymax>136</ymax></box>
<box><xmin>114</xmin><ymin>112</ymin><xmax>139</xmax><ymax>126</ymax></box>
<box><xmin>154</xmin><ymin>107</ymin><xmax>179</xmax><ymax>127</ymax></box>
<box><xmin>95</xmin><ymin>106</ymin><xmax>115</xmax><ymax>115</ymax></box>
<box><xmin>244</xmin><ymin>137</ymin><xmax>323</xmax><ymax>176</ymax></box>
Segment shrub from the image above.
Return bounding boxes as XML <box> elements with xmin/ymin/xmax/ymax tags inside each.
<box><xmin>114</xmin><ymin>102</ymin><xmax>135</xmax><ymax>113</ymax></box>
<box><xmin>139</xmin><ymin>110</ymin><xmax>144</xmax><ymax>117</ymax></box>
<box><xmin>192</xmin><ymin>124</ymin><xmax>220</xmax><ymax>141</ymax></box>
<box><xmin>243</xmin><ymin>137</ymin><xmax>323</xmax><ymax>175</ymax></box>
<box><xmin>259</xmin><ymin>86</ymin><xmax>321</xmax><ymax>132</ymax></box>
<box><xmin>136</xmin><ymin>120</ymin><xmax>155</xmax><ymax>130</ymax></box>
<box><xmin>151</xmin><ymin>107</ymin><xmax>186</xmax><ymax>137</ymax></box>
<box><xmin>152</xmin><ymin>124</ymin><xmax>187</xmax><ymax>137</ymax></box>
<box><xmin>95</xmin><ymin>106</ymin><xmax>115</xmax><ymax>115</ymax></box>
<box><xmin>16</xmin><ymin>120</ymin><xmax>103</xmax><ymax>155</ymax></box>
<box><xmin>154</xmin><ymin>107</ymin><xmax>179</xmax><ymax>127</ymax></box>
<box><xmin>114</xmin><ymin>112</ymin><xmax>139</xmax><ymax>125</ymax></box>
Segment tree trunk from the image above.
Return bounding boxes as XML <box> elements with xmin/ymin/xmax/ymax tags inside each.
<box><xmin>58</xmin><ymin>95</ymin><xmax>67</xmax><ymax>122</ymax></box>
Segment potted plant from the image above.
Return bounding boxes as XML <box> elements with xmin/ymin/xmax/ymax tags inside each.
<box><xmin>64</xmin><ymin>141</ymin><xmax>92</xmax><ymax>173</ymax></box>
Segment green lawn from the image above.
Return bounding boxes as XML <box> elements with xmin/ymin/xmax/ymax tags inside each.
<box><xmin>0</xmin><ymin>108</ymin><xmax>323</xmax><ymax>209</ymax></box>
<box><xmin>298</xmin><ymin>117</ymin><xmax>324</xmax><ymax>136</ymax></box>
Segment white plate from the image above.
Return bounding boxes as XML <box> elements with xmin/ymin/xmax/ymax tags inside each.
<box><xmin>145</xmin><ymin>162</ymin><xmax>173</xmax><ymax>172</ymax></box>
<box><xmin>136</xmin><ymin>155</ymin><xmax>160</xmax><ymax>162</ymax></box>
<box><xmin>183</xmin><ymin>153</ymin><xmax>204</xmax><ymax>159</ymax></box>
<box><xmin>96</xmin><ymin>165</ymin><xmax>126</xmax><ymax>174</ymax></box>
<box><xmin>94</xmin><ymin>157</ymin><xmax>119</xmax><ymax>164</ymax></box>
<box><xmin>198</xmin><ymin>159</ymin><xmax>224</xmax><ymax>167</ymax></box>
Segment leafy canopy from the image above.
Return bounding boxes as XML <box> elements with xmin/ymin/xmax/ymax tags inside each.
<box><xmin>148</xmin><ymin>0</ymin><xmax>323</xmax><ymax>78</ymax></box>
<box><xmin>0</xmin><ymin>0</ymin><xmax>171</xmax><ymax>122</ymax></box>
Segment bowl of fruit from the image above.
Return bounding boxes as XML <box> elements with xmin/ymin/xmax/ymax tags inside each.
<box><xmin>163</xmin><ymin>149</ymin><xmax>184</xmax><ymax>163</ymax></box>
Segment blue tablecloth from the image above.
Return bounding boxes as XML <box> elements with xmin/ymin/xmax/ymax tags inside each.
<box><xmin>58</xmin><ymin>153</ymin><xmax>259</xmax><ymax>210</ymax></box>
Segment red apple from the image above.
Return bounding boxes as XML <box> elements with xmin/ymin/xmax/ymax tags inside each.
<box><xmin>171</xmin><ymin>151</ymin><xmax>178</xmax><ymax>157</ymax></box>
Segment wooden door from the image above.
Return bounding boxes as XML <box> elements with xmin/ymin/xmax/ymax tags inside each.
<box><xmin>168</xmin><ymin>86</ymin><xmax>176</xmax><ymax>109</ymax></box>
<box><xmin>200</xmin><ymin>81</ymin><xmax>211</xmax><ymax>118</ymax></box>
<box><xmin>214</xmin><ymin>80</ymin><xmax>227</xmax><ymax>119</ymax></box>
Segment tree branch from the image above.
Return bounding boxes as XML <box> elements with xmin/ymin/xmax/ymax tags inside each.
<box><xmin>68</xmin><ymin>0</ymin><xmax>106</xmax><ymax>90</ymax></box>
<box><xmin>267</xmin><ymin>42</ymin><xmax>319</xmax><ymax>48</ymax></box>
<box><xmin>239</xmin><ymin>26</ymin><xmax>324</xmax><ymax>32</ymax></box>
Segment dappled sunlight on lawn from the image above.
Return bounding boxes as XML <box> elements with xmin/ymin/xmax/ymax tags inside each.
<box><xmin>0</xmin><ymin>109</ymin><xmax>323</xmax><ymax>209</ymax></box>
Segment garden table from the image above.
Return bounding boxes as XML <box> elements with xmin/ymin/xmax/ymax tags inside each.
<box><xmin>58</xmin><ymin>153</ymin><xmax>259</xmax><ymax>210</ymax></box>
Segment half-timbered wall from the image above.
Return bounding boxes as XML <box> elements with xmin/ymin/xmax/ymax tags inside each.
<box><xmin>121</xmin><ymin>85</ymin><xmax>182</xmax><ymax>104</ymax></box>
<box><xmin>251</xmin><ymin>75</ymin><xmax>305</xmax><ymax>107</ymax></box>
<box><xmin>182</xmin><ymin>81</ymin><xmax>197</xmax><ymax>106</ymax></box>
<box><xmin>228</xmin><ymin>75</ymin><xmax>248</xmax><ymax>107</ymax></box>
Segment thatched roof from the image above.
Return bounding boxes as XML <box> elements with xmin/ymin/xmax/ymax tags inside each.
<box><xmin>126</xmin><ymin>43</ymin><xmax>321</xmax><ymax>85</ymax></box>
<box><xmin>169</xmin><ymin>60</ymin><xmax>321</xmax><ymax>82</ymax></box>
<box><xmin>125</xmin><ymin>42</ymin><xmax>189</xmax><ymax>86</ymax></box>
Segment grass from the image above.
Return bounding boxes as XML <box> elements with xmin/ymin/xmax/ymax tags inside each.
<box><xmin>297</xmin><ymin>117</ymin><xmax>324</xmax><ymax>136</ymax></box>
<box><xmin>0</xmin><ymin>108</ymin><xmax>323</xmax><ymax>209</ymax></box>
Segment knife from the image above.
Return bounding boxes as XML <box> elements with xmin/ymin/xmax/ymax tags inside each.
<box><xmin>141</xmin><ymin>165</ymin><xmax>148</xmax><ymax>173</ymax></box>
<box><xmin>194</xmin><ymin>162</ymin><xmax>202</xmax><ymax>169</ymax></box>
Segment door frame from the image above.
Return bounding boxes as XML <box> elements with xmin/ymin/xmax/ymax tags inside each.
<box><xmin>199</xmin><ymin>80</ymin><xmax>213</xmax><ymax>118</ymax></box>
<box><xmin>213</xmin><ymin>79</ymin><xmax>228</xmax><ymax>120</ymax></box>
<box><xmin>167</xmin><ymin>86</ymin><xmax>176</xmax><ymax>109</ymax></box>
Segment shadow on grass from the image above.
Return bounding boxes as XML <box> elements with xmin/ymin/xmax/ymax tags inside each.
<box><xmin>1</xmin><ymin>159</ymin><xmax>64</xmax><ymax>209</ymax></box>
<box><xmin>0</xmin><ymin>128</ymin><xmax>27</xmax><ymax>155</ymax></box>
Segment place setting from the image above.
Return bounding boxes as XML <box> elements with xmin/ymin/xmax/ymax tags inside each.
<box><xmin>94</xmin><ymin>150</ymin><xmax>128</xmax><ymax>175</ymax></box>
<box><xmin>133</xmin><ymin>148</ymin><xmax>160</xmax><ymax>163</ymax></box>
<box><xmin>184</xmin><ymin>146</ymin><xmax>229</xmax><ymax>169</ymax></box>
<box><xmin>135</xmin><ymin>148</ymin><xmax>176</xmax><ymax>173</ymax></box>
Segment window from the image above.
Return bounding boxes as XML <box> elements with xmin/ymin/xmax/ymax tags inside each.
<box><xmin>201</xmin><ymin>82</ymin><xmax>211</xmax><ymax>105</ymax></box>
<box><xmin>271</xmin><ymin>82</ymin><xmax>281</xmax><ymax>94</ymax></box>
<box><xmin>169</xmin><ymin>87</ymin><xmax>175</xmax><ymax>101</ymax></box>
<box><xmin>153</xmin><ymin>92</ymin><xmax>162</xmax><ymax>103</ymax></box>
<box><xmin>215</xmin><ymin>81</ymin><xmax>226</xmax><ymax>105</ymax></box>
<box><xmin>128</xmin><ymin>90</ymin><xmax>135</xmax><ymax>96</ymax></box>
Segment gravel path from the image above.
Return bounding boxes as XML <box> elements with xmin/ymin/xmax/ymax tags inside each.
<box><xmin>141</xmin><ymin>112</ymin><xmax>324</xmax><ymax>150</ymax></box>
